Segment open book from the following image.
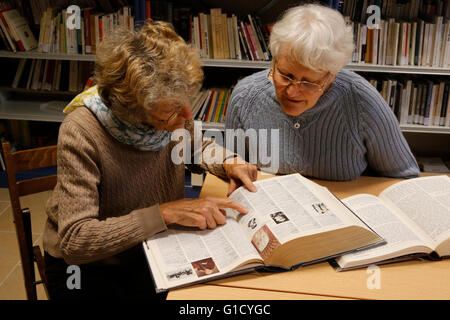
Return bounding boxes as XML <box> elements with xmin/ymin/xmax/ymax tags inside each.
<box><xmin>332</xmin><ymin>175</ymin><xmax>450</xmax><ymax>271</ymax></box>
<box><xmin>143</xmin><ymin>173</ymin><xmax>383</xmax><ymax>292</ymax></box>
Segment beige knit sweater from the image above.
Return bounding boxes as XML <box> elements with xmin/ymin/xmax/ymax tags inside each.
<box><xmin>43</xmin><ymin>107</ymin><xmax>230</xmax><ymax>265</ymax></box>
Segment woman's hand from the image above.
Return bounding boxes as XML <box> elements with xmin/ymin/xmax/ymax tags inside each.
<box><xmin>223</xmin><ymin>157</ymin><xmax>258</xmax><ymax>196</ymax></box>
<box><xmin>160</xmin><ymin>197</ymin><xmax>248</xmax><ymax>230</ymax></box>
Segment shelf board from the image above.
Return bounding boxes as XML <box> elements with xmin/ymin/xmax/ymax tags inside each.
<box><xmin>0</xmin><ymin>87</ymin><xmax>78</xmax><ymax>97</ymax></box>
<box><xmin>202</xmin><ymin>59</ymin><xmax>270</xmax><ymax>69</ymax></box>
<box><xmin>1</xmin><ymin>50</ymin><xmax>449</xmax><ymax>75</ymax></box>
<box><xmin>344</xmin><ymin>63</ymin><xmax>450</xmax><ymax>75</ymax></box>
<box><xmin>400</xmin><ymin>124</ymin><xmax>450</xmax><ymax>134</ymax></box>
<box><xmin>0</xmin><ymin>100</ymin><xmax>66</xmax><ymax>122</ymax></box>
<box><xmin>0</xmin><ymin>49</ymin><xmax>95</xmax><ymax>61</ymax></box>
<box><xmin>0</xmin><ymin>100</ymin><xmax>449</xmax><ymax>134</ymax></box>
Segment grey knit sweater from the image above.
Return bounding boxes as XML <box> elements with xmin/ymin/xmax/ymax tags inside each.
<box><xmin>225</xmin><ymin>69</ymin><xmax>420</xmax><ymax>181</ymax></box>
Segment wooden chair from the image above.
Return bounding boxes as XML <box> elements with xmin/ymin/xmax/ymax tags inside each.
<box><xmin>2</xmin><ymin>141</ymin><xmax>57</xmax><ymax>300</ymax></box>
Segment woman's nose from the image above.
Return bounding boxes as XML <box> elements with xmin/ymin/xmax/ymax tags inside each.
<box><xmin>180</xmin><ymin>104</ymin><xmax>193</xmax><ymax>120</ymax></box>
<box><xmin>285</xmin><ymin>83</ymin><xmax>303</xmax><ymax>98</ymax></box>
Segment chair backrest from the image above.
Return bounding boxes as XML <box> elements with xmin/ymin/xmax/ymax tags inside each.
<box><xmin>2</xmin><ymin>141</ymin><xmax>57</xmax><ymax>300</ymax></box>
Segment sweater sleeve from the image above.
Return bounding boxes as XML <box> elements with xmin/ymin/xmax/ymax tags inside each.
<box><xmin>352</xmin><ymin>80</ymin><xmax>420</xmax><ymax>178</ymax></box>
<box><xmin>184</xmin><ymin>120</ymin><xmax>238</xmax><ymax>179</ymax></box>
<box><xmin>55</xmin><ymin>120</ymin><xmax>167</xmax><ymax>265</ymax></box>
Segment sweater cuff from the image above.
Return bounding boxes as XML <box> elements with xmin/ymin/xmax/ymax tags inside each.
<box><xmin>134</xmin><ymin>204</ymin><xmax>168</xmax><ymax>239</ymax></box>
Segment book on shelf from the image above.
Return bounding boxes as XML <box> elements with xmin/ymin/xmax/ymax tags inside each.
<box><xmin>416</xmin><ymin>157</ymin><xmax>450</xmax><ymax>173</ymax></box>
<box><xmin>37</xmin><ymin>5</ymin><xmax>134</xmax><ymax>55</ymax></box>
<box><xmin>189</xmin><ymin>8</ymin><xmax>270</xmax><ymax>61</ymax></box>
<box><xmin>11</xmin><ymin>58</ymin><xmax>26</xmax><ymax>88</ymax></box>
<box><xmin>349</xmin><ymin>15</ymin><xmax>450</xmax><ymax>68</ymax></box>
<box><xmin>10</xmin><ymin>58</ymin><xmax>93</xmax><ymax>93</ymax></box>
<box><xmin>143</xmin><ymin>173</ymin><xmax>384</xmax><ymax>292</ymax></box>
<box><xmin>2</xmin><ymin>8</ymin><xmax>36</xmax><ymax>51</ymax></box>
<box><xmin>343</xmin><ymin>0</ymin><xmax>447</xmax><ymax>22</ymax></box>
<box><xmin>369</xmin><ymin>75</ymin><xmax>450</xmax><ymax>127</ymax></box>
<box><xmin>332</xmin><ymin>175</ymin><xmax>450</xmax><ymax>271</ymax></box>
<box><xmin>191</xmin><ymin>88</ymin><xmax>230</xmax><ymax>124</ymax></box>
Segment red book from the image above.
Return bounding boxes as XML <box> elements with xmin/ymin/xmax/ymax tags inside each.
<box><xmin>99</xmin><ymin>16</ymin><xmax>103</xmax><ymax>42</ymax></box>
<box><xmin>146</xmin><ymin>1</ymin><xmax>151</xmax><ymax>22</ymax></box>
<box><xmin>83</xmin><ymin>8</ymin><xmax>92</xmax><ymax>54</ymax></box>
<box><xmin>0</xmin><ymin>9</ymin><xmax>23</xmax><ymax>51</ymax></box>
<box><xmin>244</xmin><ymin>22</ymin><xmax>258</xmax><ymax>60</ymax></box>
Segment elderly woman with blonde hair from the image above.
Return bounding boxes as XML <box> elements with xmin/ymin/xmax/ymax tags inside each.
<box><xmin>226</xmin><ymin>4</ymin><xmax>419</xmax><ymax>181</ymax></box>
<box><xmin>43</xmin><ymin>21</ymin><xmax>257</xmax><ymax>300</ymax></box>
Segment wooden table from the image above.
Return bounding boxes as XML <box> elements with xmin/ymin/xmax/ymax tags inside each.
<box><xmin>168</xmin><ymin>172</ymin><xmax>450</xmax><ymax>300</ymax></box>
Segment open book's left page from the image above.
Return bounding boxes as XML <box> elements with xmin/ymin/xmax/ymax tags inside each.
<box><xmin>143</xmin><ymin>217</ymin><xmax>262</xmax><ymax>292</ymax></box>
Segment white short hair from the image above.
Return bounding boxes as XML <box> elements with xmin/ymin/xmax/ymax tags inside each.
<box><xmin>269</xmin><ymin>4</ymin><xmax>354</xmax><ymax>74</ymax></box>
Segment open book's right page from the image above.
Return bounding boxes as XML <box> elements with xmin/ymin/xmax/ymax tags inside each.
<box><xmin>334</xmin><ymin>194</ymin><xmax>432</xmax><ymax>270</ymax></box>
<box><xmin>378</xmin><ymin>175</ymin><xmax>450</xmax><ymax>257</ymax></box>
<box><xmin>228</xmin><ymin>174</ymin><xmax>376</xmax><ymax>265</ymax></box>
<box><xmin>335</xmin><ymin>175</ymin><xmax>450</xmax><ymax>270</ymax></box>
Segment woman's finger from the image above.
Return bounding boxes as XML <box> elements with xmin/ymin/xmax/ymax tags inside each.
<box><xmin>227</xmin><ymin>178</ymin><xmax>240</xmax><ymax>196</ymax></box>
<box><xmin>212</xmin><ymin>197</ymin><xmax>249</xmax><ymax>214</ymax></box>
<box><xmin>235</xmin><ymin>170</ymin><xmax>257</xmax><ymax>192</ymax></box>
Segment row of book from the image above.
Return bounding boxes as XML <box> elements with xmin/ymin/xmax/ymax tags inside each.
<box><xmin>193</xmin><ymin>79</ymin><xmax>450</xmax><ymax>127</ymax></box>
<box><xmin>369</xmin><ymin>77</ymin><xmax>450</xmax><ymax>127</ymax></box>
<box><xmin>11</xmin><ymin>58</ymin><xmax>93</xmax><ymax>93</ymax></box>
<box><xmin>190</xmin><ymin>8</ymin><xmax>271</xmax><ymax>61</ymax></box>
<box><xmin>348</xmin><ymin>17</ymin><xmax>450</xmax><ymax>67</ymax></box>
<box><xmin>35</xmin><ymin>1</ymin><xmax>195</xmax><ymax>54</ymax></box>
<box><xmin>38</xmin><ymin>5</ymin><xmax>135</xmax><ymax>54</ymax></box>
<box><xmin>191</xmin><ymin>88</ymin><xmax>231</xmax><ymax>123</ymax></box>
<box><xmin>342</xmin><ymin>0</ymin><xmax>450</xmax><ymax>22</ymax></box>
<box><xmin>0</xmin><ymin>8</ymin><xmax>38</xmax><ymax>52</ymax></box>
<box><xmin>17</xmin><ymin>0</ymin><xmax>126</xmax><ymax>25</ymax></box>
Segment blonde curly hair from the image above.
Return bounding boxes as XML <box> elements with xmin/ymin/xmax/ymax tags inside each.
<box><xmin>94</xmin><ymin>21</ymin><xmax>204</xmax><ymax>123</ymax></box>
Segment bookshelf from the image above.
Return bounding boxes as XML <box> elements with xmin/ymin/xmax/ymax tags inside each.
<box><xmin>0</xmin><ymin>0</ymin><xmax>449</xmax><ymax>151</ymax></box>
<box><xmin>0</xmin><ymin>49</ymin><xmax>449</xmax><ymax>134</ymax></box>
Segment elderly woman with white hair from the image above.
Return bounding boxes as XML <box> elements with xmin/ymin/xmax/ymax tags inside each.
<box><xmin>226</xmin><ymin>4</ymin><xmax>420</xmax><ymax>181</ymax></box>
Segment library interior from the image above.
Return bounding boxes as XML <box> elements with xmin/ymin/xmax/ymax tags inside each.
<box><xmin>0</xmin><ymin>0</ymin><xmax>449</xmax><ymax>301</ymax></box>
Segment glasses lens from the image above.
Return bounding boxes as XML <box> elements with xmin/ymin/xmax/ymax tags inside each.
<box><xmin>275</xmin><ymin>72</ymin><xmax>291</xmax><ymax>86</ymax></box>
<box><xmin>300</xmin><ymin>82</ymin><xmax>321</xmax><ymax>92</ymax></box>
<box><xmin>166</xmin><ymin>110</ymin><xmax>178</xmax><ymax>123</ymax></box>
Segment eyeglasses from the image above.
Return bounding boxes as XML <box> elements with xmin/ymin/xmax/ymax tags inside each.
<box><xmin>154</xmin><ymin>109</ymin><xmax>179</xmax><ymax>124</ymax></box>
<box><xmin>268</xmin><ymin>67</ymin><xmax>330</xmax><ymax>93</ymax></box>
<box><xmin>151</xmin><ymin>101</ymin><xmax>189</xmax><ymax>124</ymax></box>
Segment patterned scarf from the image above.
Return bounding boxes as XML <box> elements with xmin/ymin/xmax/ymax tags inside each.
<box><xmin>63</xmin><ymin>86</ymin><xmax>172</xmax><ymax>151</ymax></box>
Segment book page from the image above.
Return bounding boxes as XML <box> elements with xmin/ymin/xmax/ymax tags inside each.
<box><xmin>335</xmin><ymin>194</ymin><xmax>431</xmax><ymax>269</ymax></box>
<box><xmin>379</xmin><ymin>175</ymin><xmax>450</xmax><ymax>248</ymax></box>
<box><xmin>227</xmin><ymin>174</ymin><xmax>368</xmax><ymax>259</ymax></box>
<box><xmin>143</xmin><ymin>217</ymin><xmax>261</xmax><ymax>291</ymax></box>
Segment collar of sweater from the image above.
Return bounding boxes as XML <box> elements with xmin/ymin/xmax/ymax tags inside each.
<box><xmin>266</xmin><ymin>72</ymin><xmax>341</xmax><ymax>130</ymax></box>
